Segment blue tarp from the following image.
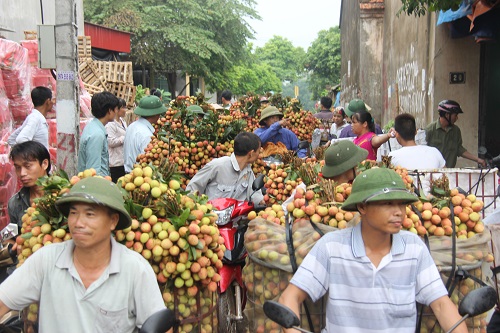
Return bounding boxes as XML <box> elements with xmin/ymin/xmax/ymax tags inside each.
<box><xmin>334</xmin><ymin>91</ymin><xmax>341</xmax><ymax>107</ymax></box>
<box><xmin>437</xmin><ymin>0</ymin><xmax>474</xmax><ymax>25</ymax></box>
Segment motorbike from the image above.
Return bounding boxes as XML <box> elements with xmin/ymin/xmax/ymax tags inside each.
<box><xmin>0</xmin><ymin>223</ymin><xmax>22</xmax><ymax>333</ymax></box>
<box><xmin>209</xmin><ymin>174</ymin><xmax>266</xmax><ymax>333</ymax></box>
<box><xmin>139</xmin><ymin>308</ymin><xmax>179</xmax><ymax>333</ymax></box>
<box><xmin>263</xmin><ymin>286</ymin><xmax>498</xmax><ymax>333</ymax></box>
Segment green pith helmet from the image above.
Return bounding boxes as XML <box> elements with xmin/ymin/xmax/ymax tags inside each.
<box><xmin>134</xmin><ymin>95</ymin><xmax>167</xmax><ymax>117</ymax></box>
<box><xmin>259</xmin><ymin>106</ymin><xmax>284</xmax><ymax>126</ymax></box>
<box><xmin>321</xmin><ymin>140</ymin><xmax>368</xmax><ymax>178</ymax></box>
<box><xmin>55</xmin><ymin>177</ymin><xmax>131</xmax><ymax>230</ymax></box>
<box><xmin>341</xmin><ymin>168</ymin><xmax>418</xmax><ymax>211</ymax></box>
<box><xmin>345</xmin><ymin>99</ymin><xmax>372</xmax><ymax>117</ymax></box>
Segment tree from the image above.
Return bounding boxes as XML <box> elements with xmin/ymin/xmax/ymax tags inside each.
<box><xmin>398</xmin><ymin>0</ymin><xmax>463</xmax><ymax>16</ymax></box>
<box><xmin>254</xmin><ymin>36</ymin><xmax>306</xmax><ymax>82</ymax></box>
<box><xmin>83</xmin><ymin>0</ymin><xmax>260</xmax><ymax>95</ymax></box>
<box><xmin>306</xmin><ymin>27</ymin><xmax>341</xmax><ymax>101</ymax></box>
<box><xmin>281</xmin><ymin>78</ymin><xmax>315</xmax><ymax>111</ymax></box>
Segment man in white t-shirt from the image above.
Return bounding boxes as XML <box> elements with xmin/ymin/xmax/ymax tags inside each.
<box><xmin>389</xmin><ymin>113</ymin><xmax>445</xmax><ymax>194</ymax></box>
<box><xmin>8</xmin><ymin>86</ymin><xmax>53</xmax><ymax>149</ymax></box>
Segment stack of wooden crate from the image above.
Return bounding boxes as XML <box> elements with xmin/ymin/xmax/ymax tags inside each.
<box><xmin>77</xmin><ymin>36</ymin><xmax>136</xmax><ymax>106</ymax></box>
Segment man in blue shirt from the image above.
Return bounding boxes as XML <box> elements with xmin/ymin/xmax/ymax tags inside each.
<box><xmin>124</xmin><ymin>96</ymin><xmax>167</xmax><ymax>173</ymax></box>
<box><xmin>78</xmin><ymin>92</ymin><xmax>119</xmax><ymax>176</ymax></box>
<box><xmin>254</xmin><ymin>106</ymin><xmax>306</xmax><ymax>158</ymax></box>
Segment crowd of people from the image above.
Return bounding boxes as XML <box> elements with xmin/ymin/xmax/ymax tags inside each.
<box><xmin>2</xmin><ymin>86</ymin><xmax>492</xmax><ymax>333</ymax></box>
<box><xmin>313</xmin><ymin>96</ymin><xmax>485</xmax><ymax>172</ymax></box>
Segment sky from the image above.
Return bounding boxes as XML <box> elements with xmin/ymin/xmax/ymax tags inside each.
<box><xmin>248</xmin><ymin>0</ymin><xmax>342</xmax><ymax>50</ymax></box>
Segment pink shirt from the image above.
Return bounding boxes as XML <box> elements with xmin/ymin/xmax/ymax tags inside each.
<box><xmin>353</xmin><ymin>132</ymin><xmax>377</xmax><ymax>160</ymax></box>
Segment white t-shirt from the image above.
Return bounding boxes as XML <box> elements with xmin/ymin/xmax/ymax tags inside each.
<box><xmin>389</xmin><ymin>145</ymin><xmax>445</xmax><ymax>170</ymax></box>
<box><xmin>7</xmin><ymin>109</ymin><xmax>49</xmax><ymax>149</ymax></box>
<box><xmin>389</xmin><ymin>145</ymin><xmax>446</xmax><ymax>195</ymax></box>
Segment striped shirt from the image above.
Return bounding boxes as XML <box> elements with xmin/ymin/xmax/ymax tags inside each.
<box><xmin>290</xmin><ymin>223</ymin><xmax>447</xmax><ymax>333</ymax></box>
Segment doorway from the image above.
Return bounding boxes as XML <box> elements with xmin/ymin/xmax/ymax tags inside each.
<box><xmin>479</xmin><ymin>42</ymin><xmax>500</xmax><ymax>160</ymax></box>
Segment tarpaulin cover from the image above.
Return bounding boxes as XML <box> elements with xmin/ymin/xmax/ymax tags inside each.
<box><xmin>437</xmin><ymin>0</ymin><xmax>473</xmax><ymax>25</ymax></box>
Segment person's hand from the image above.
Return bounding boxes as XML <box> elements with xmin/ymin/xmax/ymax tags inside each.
<box><xmin>279</xmin><ymin>119</ymin><xmax>291</xmax><ymax>127</ymax></box>
<box><xmin>387</xmin><ymin>128</ymin><xmax>396</xmax><ymax>139</ymax></box>
<box><xmin>478</xmin><ymin>158</ymin><xmax>486</xmax><ymax>168</ymax></box>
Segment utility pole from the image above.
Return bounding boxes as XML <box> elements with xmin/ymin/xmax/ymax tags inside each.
<box><xmin>55</xmin><ymin>0</ymin><xmax>79</xmax><ymax>176</ymax></box>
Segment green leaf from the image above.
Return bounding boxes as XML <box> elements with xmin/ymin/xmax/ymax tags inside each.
<box><xmin>179</xmin><ymin>208</ymin><xmax>191</xmax><ymax>224</ymax></box>
<box><xmin>21</xmin><ymin>232</ymin><xmax>33</xmax><ymax>239</ymax></box>
<box><xmin>189</xmin><ymin>246</ymin><xmax>198</xmax><ymax>261</ymax></box>
<box><xmin>32</xmin><ymin>214</ymin><xmax>48</xmax><ymax>225</ymax></box>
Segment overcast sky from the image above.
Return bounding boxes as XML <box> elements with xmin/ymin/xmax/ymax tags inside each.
<box><xmin>248</xmin><ymin>0</ymin><xmax>342</xmax><ymax>50</ymax></box>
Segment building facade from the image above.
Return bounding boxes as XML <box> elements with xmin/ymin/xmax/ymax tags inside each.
<box><xmin>340</xmin><ymin>0</ymin><xmax>500</xmax><ymax>167</ymax></box>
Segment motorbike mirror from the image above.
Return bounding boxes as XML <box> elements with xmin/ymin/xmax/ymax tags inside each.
<box><xmin>139</xmin><ymin>308</ymin><xmax>178</xmax><ymax>333</ymax></box>
<box><xmin>458</xmin><ymin>286</ymin><xmax>497</xmax><ymax>317</ymax></box>
<box><xmin>0</xmin><ymin>224</ymin><xmax>18</xmax><ymax>242</ymax></box>
<box><xmin>298</xmin><ymin>141</ymin><xmax>309</xmax><ymax>150</ymax></box>
<box><xmin>252</xmin><ymin>174</ymin><xmax>265</xmax><ymax>191</ymax></box>
<box><xmin>478</xmin><ymin>146</ymin><xmax>487</xmax><ymax>155</ymax></box>
<box><xmin>263</xmin><ymin>301</ymin><xmax>300</xmax><ymax>329</ymax></box>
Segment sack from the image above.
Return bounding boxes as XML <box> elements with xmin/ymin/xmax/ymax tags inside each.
<box><xmin>243</xmin><ymin>217</ymin><xmax>337</xmax><ymax>333</ymax></box>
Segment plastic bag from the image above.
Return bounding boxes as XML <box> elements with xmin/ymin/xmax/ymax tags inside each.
<box><xmin>429</xmin><ymin>232</ymin><xmax>491</xmax><ymax>267</ymax></box>
<box><xmin>245</xmin><ymin>217</ymin><xmax>338</xmax><ymax>273</ymax></box>
<box><xmin>79</xmin><ymin>88</ymin><xmax>92</xmax><ymax>118</ymax></box>
<box><xmin>420</xmin><ymin>264</ymin><xmax>487</xmax><ymax>333</ymax></box>
<box><xmin>20</xmin><ymin>40</ymin><xmax>39</xmax><ymax>66</ymax></box>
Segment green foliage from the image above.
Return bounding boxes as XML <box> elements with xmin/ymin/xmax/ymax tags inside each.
<box><xmin>281</xmin><ymin>78</ymin><xmax>315</xmax><ymax>111</ymax></box>
<box><xmin>207</xmin><ymin>43</ymin><xmax>282</xmax><ymax>95</ymax></box>
<box><xmin>306</xmin><ymin>27</ymin><xmax>341</xmax><ymax>101</ymax></box>
<box><xmin>398</xmin><ymin>0</ymin><xmax>463</xmax><ymax>16</ymax></box>
<box><xmin>254</xmin><ymin>36</ymin><xmax>306</xmax><ymax>82</ymax></box>
<box><xmin>83</xmin><ymin>0</ymin><xmax>260</xmax><ymax>90</ymax></box>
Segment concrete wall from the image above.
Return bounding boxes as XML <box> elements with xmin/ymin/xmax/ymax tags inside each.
<box><xmin>0</xmin><ymin>0</ymin><xmax>84</xmax><ymax>41</ymax></box>
<box><xmin>340</xmin><ymin>0</ymin><xmax>482</xmax><ymax>167</ymax></box>
<box><xmin>340</xmin><ymin>0</ymin><xmax>361</xmax><ymax>107</ymax></box>
<box><xmin>382</xmin><ymin>0</ymin><xmax>434</xmax><ymax>129</ymax></box>
<box><xmin>432</xmin><ymin>26</ymin><xmax>481</xmax><ymax>167</ymax></box>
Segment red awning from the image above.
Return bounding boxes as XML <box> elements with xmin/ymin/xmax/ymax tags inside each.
<box><xmin>83</xmin><ymin>22</ymin><xmax>131</xmax><ymax>53</ymax></box>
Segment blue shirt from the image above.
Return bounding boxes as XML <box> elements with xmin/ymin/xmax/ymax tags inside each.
<box><xmin>78</xmin><ymin>118</ymin><xmax>110</xmax><ymax>176</ymax></box>
<box><xmin>254</xmin><ymin>122</ymin><xmax>306</xmax><ymax>158</ymax></box>
<box><xmin>124</xmin><ymin>117</ymin><xmax>154</xmax><ymax>173</ymax></box>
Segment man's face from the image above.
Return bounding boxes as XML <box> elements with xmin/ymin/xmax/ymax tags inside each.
<box><xmin>106</xmin><ymin>106</ymin><xmax>118</xmax><ymax>123</ymax></box>
<box><xmin>13</xmin><ymin>157</ymin><xmax>49</xmax><ymax>187</ymax></box>
<box><xmin>264</xmin><ymin>116</ymin><xmax>280</xmax><ymax>127</ymax></box>
<box><xmin>358</xmin><ymin>200</ymin><xmax>406</xmax><ymax>235</ymax></box>
<box><xmin>440</xmin><ymin>112</ymin><xmax>459</xmax><ymax>127</ymax></box>
<box><xmin>248</xmin><ymin>145</ymin><xmax>262</xmax><ymax>164</ymax></box>
<box><xmin>68</xmin><ymin>203</ymin><xmax>118</xmax><ymax>249</ymax></box>
<box><xmin>45</xmin><ymin>96</ymin><xmax>55</xmax><ymax>111</ymax></box>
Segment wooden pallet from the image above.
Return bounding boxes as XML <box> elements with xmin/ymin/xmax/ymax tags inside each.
<box><xmin>78</xmin><ymin>36</ymin><xmax>92</xmax><ymax>61</ymax></box>
<box><xmin>108</xmin><ymin>82</ymin><xmax>136</xmax><ymax>107</ymax></box>
<box><xmin>78</xmin><ymin>58</ymin><xmax>107</xmax><ymax>89</ymax></box>
<box><xmin>95</xmin><ymin>61</ymin><xmax>133</xmax><ymax>84</ymax></box>
<box><xmin>83</xmin><ymin>82</ymin><xmax>105</xmax><ymax>95</ymax></box>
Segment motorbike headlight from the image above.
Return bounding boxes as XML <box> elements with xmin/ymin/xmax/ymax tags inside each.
<box><xmin>213</xmin><ymin>205</ymin><xmax>234</xmax><ymax>226</ymax></box>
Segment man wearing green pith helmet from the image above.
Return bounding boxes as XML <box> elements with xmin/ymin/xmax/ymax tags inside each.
<box><xmin>124</xmin><ymin>95</ymin><xmax>167</xmax><ymax>173</ymax></box>
<box><xmin>0</xmin><ymin>177</ymin><xmax>166</xmax><ymax>333</ymax></box>
<box><xmin>279</xmin><ymin>168</ymin><xmax>466</xmax><ymax>333</ymax></box>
